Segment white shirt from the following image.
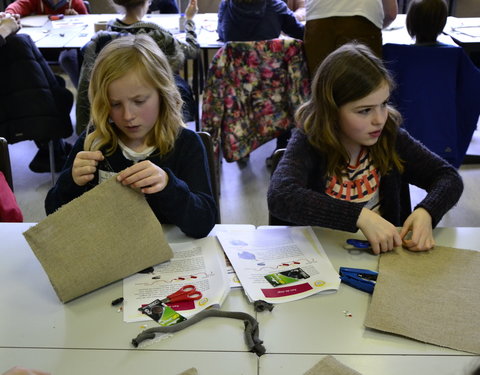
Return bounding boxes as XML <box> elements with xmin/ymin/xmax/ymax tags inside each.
<box><xmin>306</xmin><ymin>0</ymin><xmax>384</xmax><ymax>29</ymax></box>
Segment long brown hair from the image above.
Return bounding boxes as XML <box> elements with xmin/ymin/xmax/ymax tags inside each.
<box><xmin>296</xmin><ymin>42</ymin><xmax>404</xmax><ymax>178</ymax></box>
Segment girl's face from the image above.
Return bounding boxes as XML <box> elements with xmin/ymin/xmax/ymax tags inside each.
<box><xmin>108</xmin><ymin>70</ymin><xmax>160</xmax><ymax>152</ymax></box>
<box><xmin>337</xmin><ymin>81</ymin><xmax>390</xmax><ymax>161</ymax></box>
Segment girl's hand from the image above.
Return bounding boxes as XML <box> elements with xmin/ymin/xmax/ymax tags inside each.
<box><xmin>64</xmin><ymin>8</ymin><xmax>78</xmax><ymax>15</ymax></box>
<box><xmin>400</xmin><ymin>208</ymin><xmax>435</xmax><ymax>251</ymax></box>
<box><xmin>1</xmin><ymin>15</ymin><xmax>21</xmax><ymax>35</ymax></box>
<box><xmin>357</xmin><ymin>208</ymin><xmax>402</xmax><ymax>255</ymax></box>
<box><xmin>117</xmin><ymin>160</ymin><xmax>169</xmax><ymax>194</ymax></box>
<box><xmin>185</xmin><ymin>0</ymin><xmax>198</xmax><ymax>20</ymax></box>
<box><xmin>72</xmin><ymin>151</ymin><xmax>104</xmax><ymax>186</ymax></box>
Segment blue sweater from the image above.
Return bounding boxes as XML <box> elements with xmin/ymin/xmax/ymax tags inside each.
<box><xmin>217</xmin><ymin>0</ymin><xmax>304</xmax><ymax>42</ymax></box>
<box><xmin>45</xmin><ymin>128</ymin><xmax>217</xmax><ymax>238</ymax></box>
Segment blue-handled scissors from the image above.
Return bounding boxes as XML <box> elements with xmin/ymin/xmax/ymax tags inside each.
<box><xmin>160</xmin><ymin>285</ymin><xmax>202</xmax><ymax>304</ymax></box>
<box><xmin>344</xmin><ymin>239</ymin><xmax>371</xmax><ymax>250</ymax></box>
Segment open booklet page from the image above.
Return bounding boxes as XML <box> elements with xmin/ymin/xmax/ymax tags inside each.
<box><xmin>217</xmin><ymin>226</ymin><xmax>340</xmax><ymax>303</ymax></box>
<box><xmin>122</xmin><ymin>236</ymin><xmax>230</xmax><ymax>322</ymax></box>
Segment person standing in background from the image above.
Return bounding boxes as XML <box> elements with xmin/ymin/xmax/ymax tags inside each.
<box><xmin>304</xmin><ymin>0</ymin><xmax>397</xmax><ymax>76</ymax></box>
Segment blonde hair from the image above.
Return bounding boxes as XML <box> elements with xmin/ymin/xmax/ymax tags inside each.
<box><xmin>85</xmin><ymin>34</ymin><xmax>185</xmax><ymax>155</ymax></box>
<box><xmin>296</xmin><ymin>42</ymin><xmax>404</xmax><ymax>178</ymax></box>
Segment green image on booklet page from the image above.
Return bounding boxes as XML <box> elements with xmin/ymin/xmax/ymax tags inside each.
<box><xmin>139</xmin><ymin>299</ymin><xmax>187</xmax><ymax>326</ymax></box>
<box><xmin>264</xmin><ymin>267</ymin><xmax>310</xmax><ymax>287</ymax></box>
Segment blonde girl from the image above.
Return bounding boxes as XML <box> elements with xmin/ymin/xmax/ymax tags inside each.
<box><xmin>46</xmin><ymin>34</ymin><xmax>217</xmax><ymax>238</ymax></box>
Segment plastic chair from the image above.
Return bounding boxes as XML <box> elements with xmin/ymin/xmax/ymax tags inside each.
<box><xmin>197</xmin><ymin>131</ymin><xmax>221</xmax><ymax>223</ymax></box>
<box><xmin>0</xmin><ymin>137</ymin><xmax>13</xmax><ymax>191</ymax></box>
<box><xmin>268</xmin><ymin>148</ymin><xmax>295</xmax><ymax>226</ymax></box>
<box><xmin>383</xmin><ymin>43</ymin><xmax>480</xmax><ymax>168</ymax></box>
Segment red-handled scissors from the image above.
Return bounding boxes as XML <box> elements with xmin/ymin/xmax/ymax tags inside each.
<box><xmin>161</xmin><ymin>285</ymin><xmax>203</xmax><ymax>304</ymax></box>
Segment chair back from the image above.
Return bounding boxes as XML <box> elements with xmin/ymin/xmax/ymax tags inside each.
<box><xmin>0</xmin><ymin>137</ymin><xmax>13</xmax><ymax>191</ymax></box>
<box><xmin>268</xmin><ymin>148</ymin><xmax>295</xmax><ymax>226</ymax></box>
<box><xmin>383</xmin><ymin>43</ymin><xmax>480</xmax><ymax>167</ymax></box>
<box><xmin>197</xmin><ymin>131</ymin><xmax>221</xmax><ymax>223</ymax></box>
<box><xmin>201</xmin><ymin>38</ymin><xmax>310</xmax><ymax>162</ymax></box>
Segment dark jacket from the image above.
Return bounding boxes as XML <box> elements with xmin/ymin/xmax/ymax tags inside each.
<box><xmin>217</xmin><ymin>0</ymin><xmax>304</xmax><ymax>42</ymax></box>
<box><xmin>0</xmin><ymin>34</ymin><xmax>73</xmax><ymax>144</ymax></box>
<box><xmin>45</xmin><ymin>128</ymin><xmax>217</xmax><ymax>238</ymax></box>
<box><xmin>268</xmin><ymin>128</ymin><xmax>463</xmax><ymax>231</ymax></box>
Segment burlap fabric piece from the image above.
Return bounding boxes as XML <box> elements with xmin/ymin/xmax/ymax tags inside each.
<box><xmin>23</xmin><ymin>176</ymin><xmax>173</xmax><ymax>303</ymax></box>
<box><xmin>364</xmin><ymin>246</ymin><xmax>480</xmax><ymax>354</ymax></box>
<box><xmin>304</xmin><ymin>355</ymin><xmax>362</xmax><ymax>375</ymax></box>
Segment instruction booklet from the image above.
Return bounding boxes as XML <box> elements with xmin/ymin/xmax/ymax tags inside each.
<box><xmin>122</xmin><ymin>236</ymin><xmax>230</xmax><ymax>322</ymax></box>
<box><xmin>217</xmin><ymin>226</ymin><xmax>340</xmax><ymax>303</ymax></box>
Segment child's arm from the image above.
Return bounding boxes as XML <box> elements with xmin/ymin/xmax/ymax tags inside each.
<box><xmin>356</xmin><ymin>207</ymin><xmax>402</xmax><ymax>255</ymax></box>
<box><xmin>399</xmin><ymin>207</ymin><xmax>435</xmax><ymax>251</ymax></box>
<box><xmin>4</xmin><ymin>0</ymin><xmax>36</xmax><ymax>17</ymax></box>
<box><xmin>45</xmin><ymin>136</ymin><xmax>92</xmax><ymax>215</ymax></box>
<box><xmin>397</xmin><ymin>128</ymin><xmax>463</xmax><ymax>228</ymax></box>
<box><xmin>281</xmin><ymin>3</ymin><xmax>305</xmax><ymax>40</ymax></box>
<box><xmin>69</xmin><ymin>0</ymin><xmax>88</xmax><ymax>14</ymax></box>
<box><xmin>175</xmin><ymin>0</ymin><xmax>199</xmax><ymax>61</ymax></box>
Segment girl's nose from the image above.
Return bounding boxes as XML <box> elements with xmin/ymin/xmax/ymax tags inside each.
<box><xmin>123</xmin><ymin>105</ymin><xmax>135</xmax><ymax>122</ymax></box>
<box><xmin>372</xmin><ymin>107</ymin><xmax>387</xmax><ymax>126</ymax></box>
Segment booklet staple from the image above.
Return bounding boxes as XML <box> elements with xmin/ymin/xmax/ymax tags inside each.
<box><xmin>23</xmin><ymin>176</ymin><xmax>173</xmax><ymax>303</ymax></box>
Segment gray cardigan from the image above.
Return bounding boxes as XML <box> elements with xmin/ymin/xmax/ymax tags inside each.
<box><xmin>267</xmin><ymin>128</ymin><xmax>463</xmax><ymax>232</ymax></box>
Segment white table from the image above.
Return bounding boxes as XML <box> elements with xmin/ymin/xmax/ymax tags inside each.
<box><xmin>18</xmin><ymin>13</ymin><xmax>221</xmax><ymax>49</ymax></box>
<box><xmin>1</xmin><ymin>223</ymin><xmax>479</xmax><ymax>374</ymax></box>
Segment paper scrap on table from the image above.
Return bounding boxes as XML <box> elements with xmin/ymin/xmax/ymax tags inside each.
<box><xmin>304</xmin><ymin>355</ymin><xmax>363</xmax><ymax>375</ymax></box>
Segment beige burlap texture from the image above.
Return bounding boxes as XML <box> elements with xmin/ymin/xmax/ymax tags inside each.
<box><xmin>365</xmin><ymin>246</ymin><xmax>480</xmax><ymax>354</ymax></box>
<box><xmin>23</xmin><ymin>176</ymin><xmax>173</xmax><ymax>303</ymax></box>
<box><xmin>304</xmin><ymin>355</ymin><xmax>363</xmax><ymax>375</ymax></box>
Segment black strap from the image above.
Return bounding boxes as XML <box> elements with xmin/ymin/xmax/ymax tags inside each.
<box><xmin>131</xmin><ymin>308</ymin><xmax>266</xmax><ymax>356</ymax></box>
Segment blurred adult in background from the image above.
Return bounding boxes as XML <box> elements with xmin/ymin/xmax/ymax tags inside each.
<box><xmin>304</xmin><ymin>0</ymin><xmax>397</xmax><ymax>76</ymax></box>
<box><xmin>285</xmin><ymin>0</ymin><xmax>305</xmax><ymax>21</ymax></box>
<box><xmin>217</xmin><ymin>0</ymin><xmax>304</xmax><ymax>42</ymax></box>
